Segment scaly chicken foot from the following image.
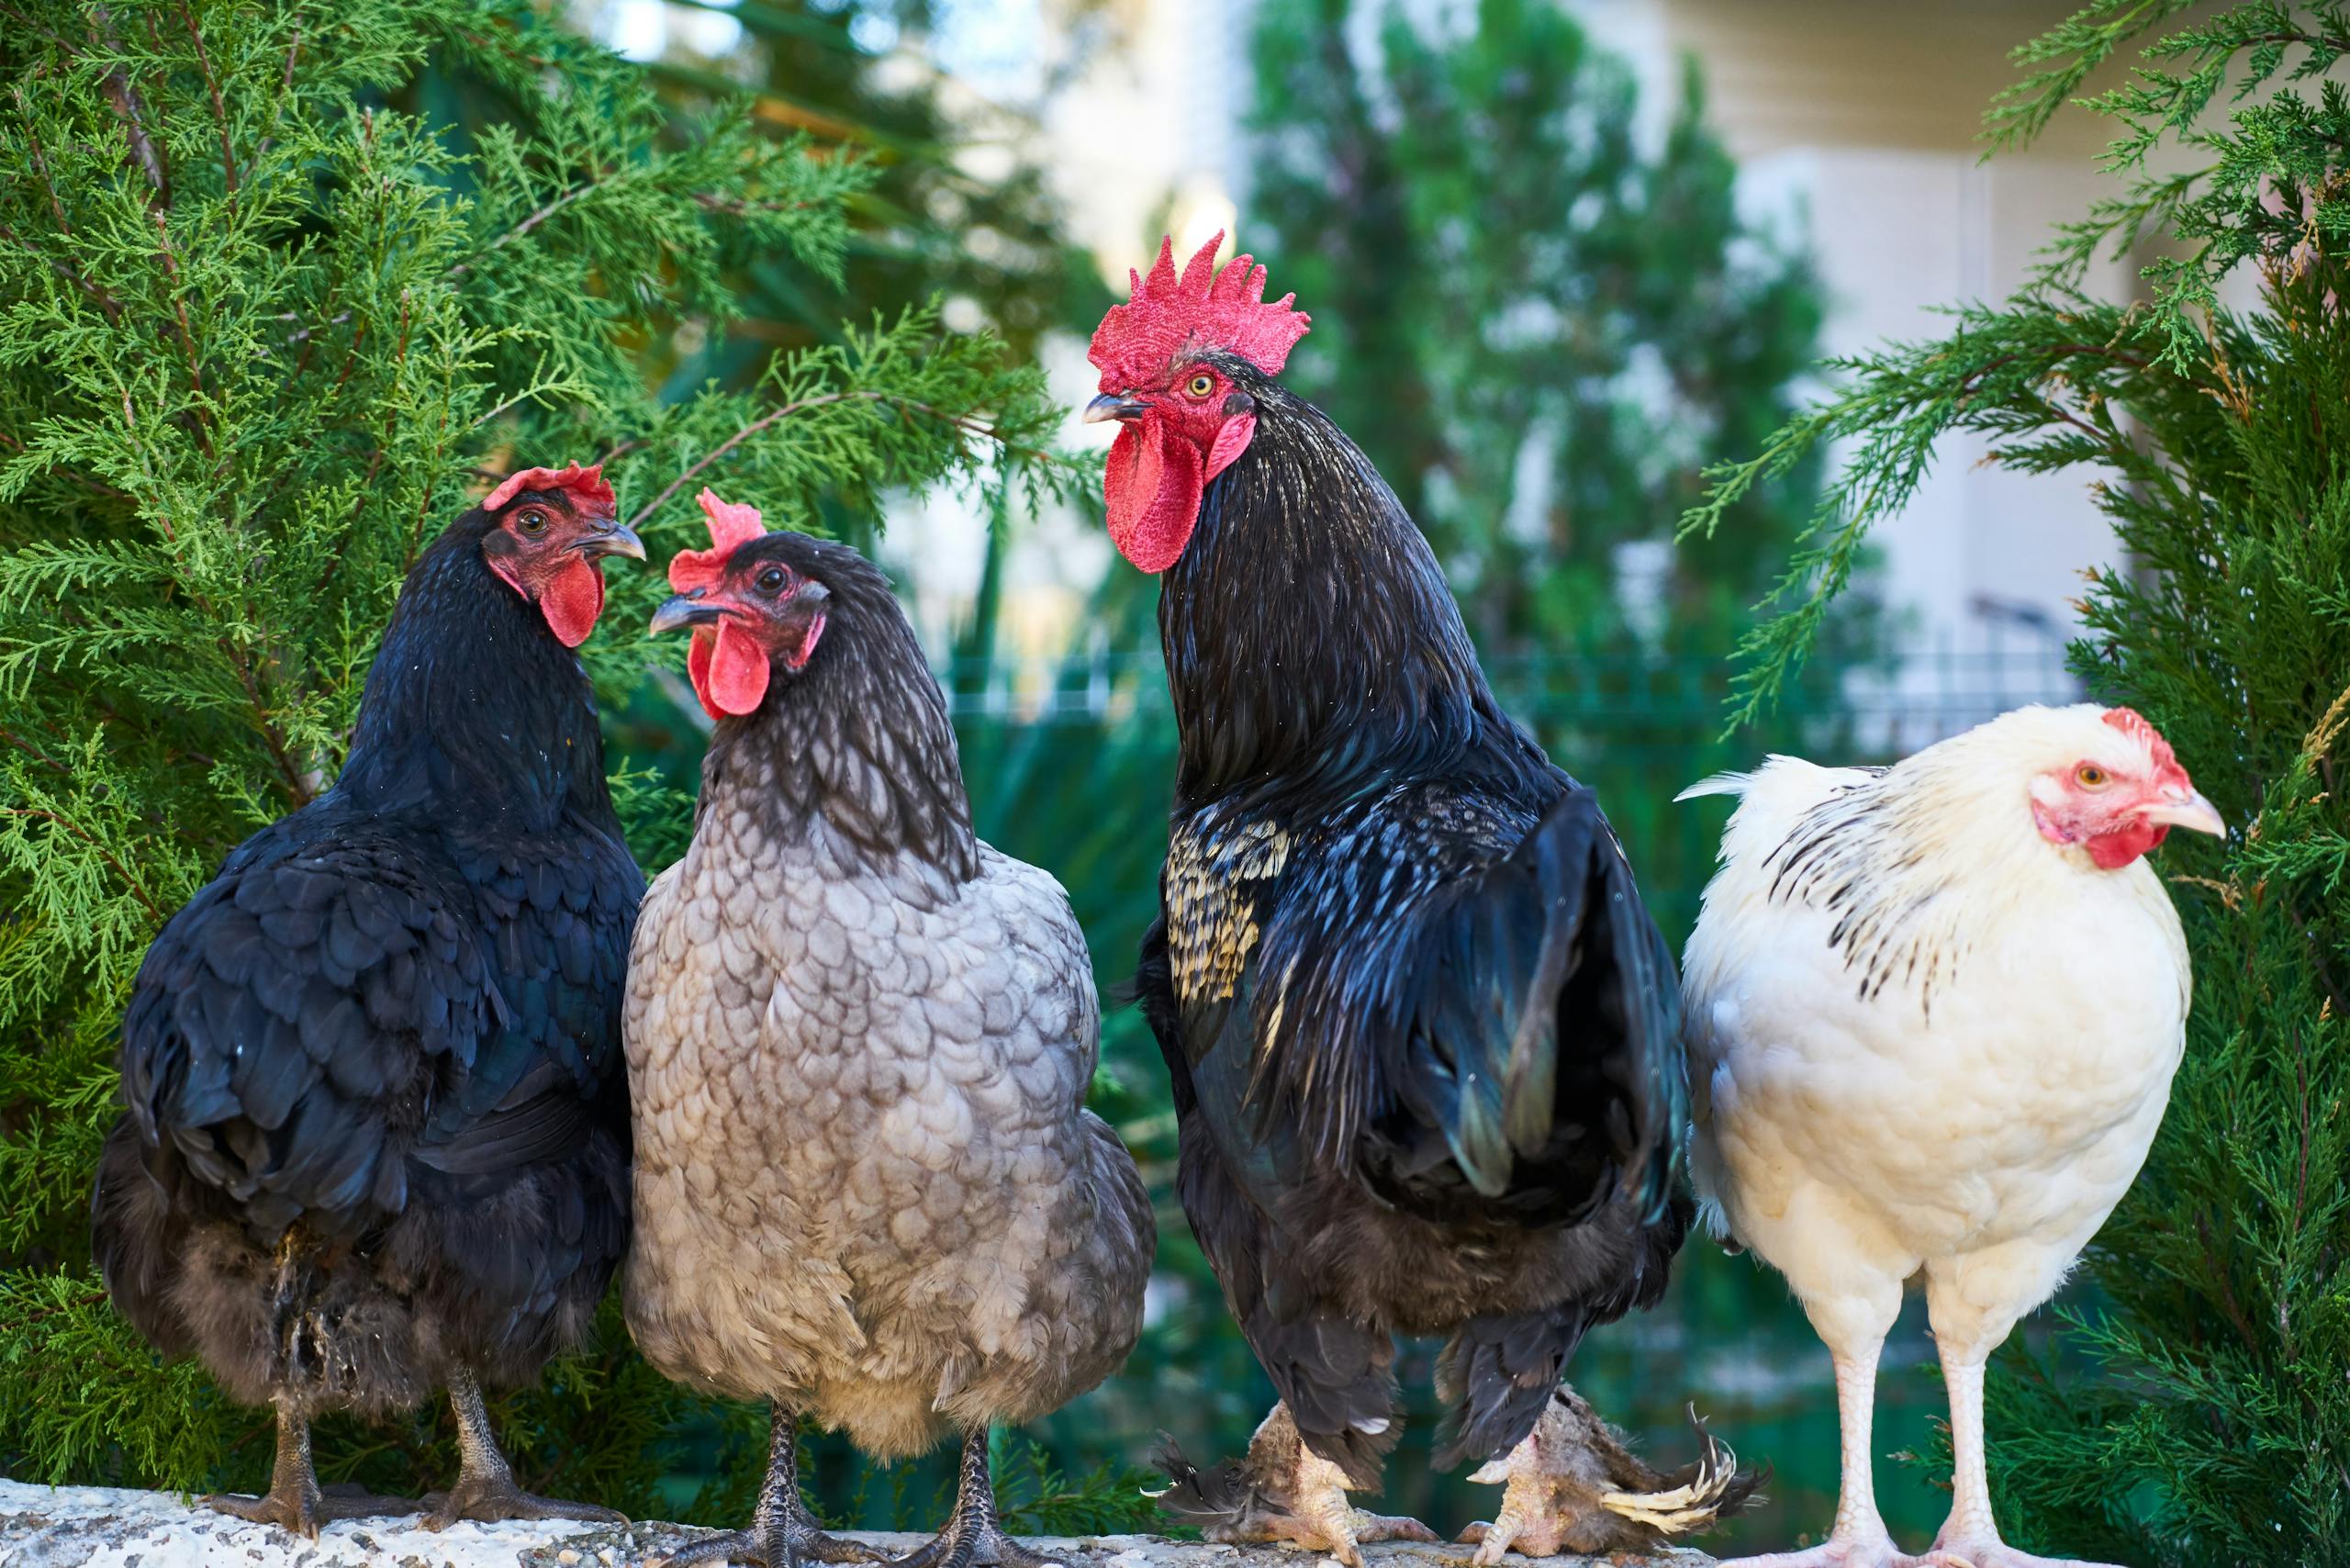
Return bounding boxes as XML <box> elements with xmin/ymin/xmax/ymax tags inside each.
<box><xmin>1720</xmin><ymin>1343</ymin><xmax>1933</xmax><ymax>1568</ymax></box>
<box><xmin>881</xmin><ymin>1427</ymin><xmax>1064</xmax><ymax>1568</ymax></box>
<box><xmin>1459</xmin><ymin>1394</ymin><xmax>1754</xmax><ymax>1562</ymax></box>
<box><xmin>666</xmin><ymin>1402</ymin><xmax>889</xmax><ymax>1568</ymax></box>
<box><xmin>1191</xmin><ymin>1405</ymin><xmax>1433</xmax><ymax>1568</ymax></box>
<box><xmin>422</xmin><ymin>1368</ymin><xmax>628</xmax><ymax>1530</ymax></box>
<box><xmin>1912</xmin><ymin>1357</ymin><xmax>2118</xmax><ymax>1568</ymax></box>
<box><xmin>203</xmin><ymin>1401</ymin><xmax>422</xmax><ymax>1539</ymax></box>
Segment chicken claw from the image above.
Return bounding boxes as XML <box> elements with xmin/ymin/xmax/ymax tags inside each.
<box><xmin>661</xmin><ymin>1403</ymin><xmax>889</xmax><ymax>1568</ymax></box>
<box><xmin>1459</xmin><ymin>1388</ymin><xmax>1761</xmax><ymax>1562</ymax></box>
<box><xmin>1150</xmin><ymin>1404</ymin><xmax>1434</xmax><ymax>1568</ymax></box>
<box><xmin>1714</xmin><ymin>1542</ymin><xmax>1937</xmax><ymax>1568</ymax></box>
<box><xmin>201</xmin><ymin>1403</ymin><xmax>423</xmax><ymax>1539</ymax></box>
<box><xmin>1916</xmin><ymin>1538</ymin><xmax>2121</xmax><ymax>1568</ymax></box>
<box><xmin>422</xmin><ymin>1370</ymin><xmax>626</xmax><ymax>1531</ymax></box>
<box><xmin>880</xmin><ymin>1427</ymin><xmax>1067</xmax><ymax>1568</ymax></box>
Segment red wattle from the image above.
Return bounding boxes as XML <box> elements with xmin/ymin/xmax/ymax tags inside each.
<box><xmin>1105</xmin><ymin>415</ymin><xmax>1203</xmax><ymax>574</ymax></box>
<box><xmin>541</xmin><ymin>559</ymin><xmax>605</xmax><ymax>648</ymax></box>
<box><xmin>689</xmin><ymin>620</ymin><xmax>770</xmax><ymax>719</ymax></box>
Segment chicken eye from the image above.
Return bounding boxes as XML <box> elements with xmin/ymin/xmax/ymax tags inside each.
<box><xmin>755</xmin><ymin>566</ymin><xmax>788</xmax><ymax>595</ymax></box>
<box><xmin>2076</xmin><ymin>763</ymin><xmax>2109</xmax><ymax>789</ymax></box>
<box><xmin>517</xmin><ymin>510</ymin><xmax>548</xmax><ymax>534</ymax></box>
<box><xmin>1185</xmin><ymin>373</ymin><xmax>1215</xmax><ymax>398</ymax></box>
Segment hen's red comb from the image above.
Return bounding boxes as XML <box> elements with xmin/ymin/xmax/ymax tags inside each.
<box><xmin>2103</xmin><ymin>706</ymin><xmax>2188</xmax><ymax>786</ymax></box>
<box><xmin>1088</xmin><ymin>231</ymin><xmax>1310</xmax><ymax>391</ymax></box>
<box><xmin>668</xmin><ymin>487</ymin><xmax>768</xmax><ymax>593</ymax></box>
<box><xmin>482</xmin><ymin>463</ymin><xmax>615</xmax><ymax>514</ymax></box>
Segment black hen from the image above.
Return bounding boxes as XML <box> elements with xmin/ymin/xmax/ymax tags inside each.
<box><xmin>1088</xmin><ymin>237</ymin><xmax>1750</xmax><ymax>1562</ymax></box>
<box><xmin>92</xmin><ymin>465</ymin><xmax>645</xmax><ymax>1537</ymax></box>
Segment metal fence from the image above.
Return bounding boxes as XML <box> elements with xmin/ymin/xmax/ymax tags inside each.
<box><xmin>940</xmin><ymin>638</ymin><xmax>2083</xmax><ymax>756</ymax></box>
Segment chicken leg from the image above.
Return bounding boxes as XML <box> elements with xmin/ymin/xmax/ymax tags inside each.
<box><xmin>1718</xmin><ymin>1339</ymin><xmax>1928</xmax><ymax>1568</ymax></box>
<box><xmin>666</xmin><ymin>1403</ymin><xmax>889</xmax><ymax>1568</ymax></box>
<box><xmin>422</xmin><ymin>1367</ymin><xmax>627</xmax><ymax>1529</ymax></box>
<box><xmin>1918</xmin><ymin>1349</ymin><xmax>2111</xmax><ymax>1568</ymax></box>
<box><xmin>1152</xmin><ymin>1403</ymin><xmax>1434</xmax><ymax>1568</ymax></box>
<box><xmin>883</xmin><ymin>1427</ymin><xmax>1062</xmax><ymax>1568</ymax></box>
<box><xmin>1457</xmin><ymin>1385</ymin><xmax>1760</xmax><ymax>1562</ymax></box>
<box><xmin>202</xmin><ymin>1398</ymin><xmax>420</xmax><ymax>1538</ymax></box>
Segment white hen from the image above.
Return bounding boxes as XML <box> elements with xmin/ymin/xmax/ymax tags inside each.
<box><xmin>1681</xmin><ymin>704</ymin><xmax>2223</xmax><ymax>1568</ymax></box>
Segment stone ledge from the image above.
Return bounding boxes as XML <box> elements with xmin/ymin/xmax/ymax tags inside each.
<box><xmin>0</xmin><ymin>1481</ymin><xmax>1716</xmax><ymax>1568</ymax></box>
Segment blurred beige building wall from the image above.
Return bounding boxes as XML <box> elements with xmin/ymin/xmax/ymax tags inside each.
<box><xmin>1594</xmin><ymin>0</ymin><xmax>2142</xmax><ymax>673</ymax></box>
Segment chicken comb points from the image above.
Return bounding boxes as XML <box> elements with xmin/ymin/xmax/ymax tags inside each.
<box><xmin>2101</xmin><ymin>706</ymin><xmax>2186</xmax><ymax>785</ymax></box>
<box><xmin>482</xmin><ymin>463</ymin><xmax>615</xmax><ymax>515</ymax></box>
<box><xmin>1089</xmin><ymin>230</ymin><xmax>1311</xmax><ymax>391</ymax></box>
<box><xmin>669</xmin><ymin>487</ymin><xmax>767</xmax><ymax>593</ymax></box>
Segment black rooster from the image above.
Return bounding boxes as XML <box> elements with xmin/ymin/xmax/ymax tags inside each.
<box><xmin>92</xmin><ymin>465</ymin><xmax>646</xmax><ymax>1536</ymax></box>
<box><xmin>1087</xmin><ymin>238</ymin><xmax>1756</xmax><ymax>1562</ymax></box>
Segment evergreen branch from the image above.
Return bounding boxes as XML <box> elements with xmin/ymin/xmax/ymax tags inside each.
<box><xmin>624</xmin><ymin>389</ymin><xmax>1069</xmax><ymax>531</ymax></box>
<box><xmin>95</xmin><ymin>7</ymin><xmax>171</xmax><ymax>205</ymax></box>
<box><xmin>0</xmin><ymin>807</ymin><xmax>165</xmax><ymax>923</ymax></box>
<box><xmin>149</xmin><ymin>210</ymin><xmax>216</xmax><ymax>459</ymax></box>
<box><xmin>174</xmin><ymin>0</ymin><xmax>239</xmax><ymax>214</ymax></box>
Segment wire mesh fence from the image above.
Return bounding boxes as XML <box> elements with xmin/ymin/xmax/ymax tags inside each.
<box><xmin>940</xmin><ymin>638</ymin><xmax>2082</xmax><ymax>749</ymax></box>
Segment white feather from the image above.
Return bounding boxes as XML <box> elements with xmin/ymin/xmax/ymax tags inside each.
<box><xmin>1681</xmin><ymin>703</ymin><xmax>2192</xmax><ymax>1366</ymax></box>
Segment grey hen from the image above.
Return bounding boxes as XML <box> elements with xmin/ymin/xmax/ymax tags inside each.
<box><xmin>623</xmin><ymin>490</ymin><xmax>1155</xmax><ymax>1568</ymax></box>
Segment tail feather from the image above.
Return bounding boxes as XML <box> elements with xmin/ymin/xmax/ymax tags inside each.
<box><xmin>1148</xmin><ymin>1436</ymin><xmax>1262</xmax><ymax>1531</ymax></box>
<box><xmin>1673</xmin><ymin>771</ymin><xmax>1753</xmax><ymax>803</ymax></box>
<box><xmin>1395</xmin><ymin>787</ymin><xmax>1684</xmax><ymax>1223</ymax></box>
<box><xmin>1433</xmin><ymin>1305</ymin><xmax>1590</xmax><ymax>1469</ymax></box>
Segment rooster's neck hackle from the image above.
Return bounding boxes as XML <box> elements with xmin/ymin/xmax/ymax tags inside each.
<box><xmin>703</xmin><ymin>548</ymin><xmax>978</xmax><ymax>885</ymax></box>
<box><xmin>341</xmin><ymin>511</ymin><xmax>615</xmax><ymax>831</ymax></box>
<box><xmin>1158</xmin><ymin>370</ymin><xmax>1534</xmax><ymax>805</ymax></box>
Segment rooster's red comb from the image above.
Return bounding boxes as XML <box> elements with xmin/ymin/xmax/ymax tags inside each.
<box><xmin>1088</xmin><ymin>231</ymin><xmax>1309</xmax><ymax>391</ymax></box>
<box><xmin>668</xmin><ymin>487</ymin><xmax>768</xmax><ymax>593</ymax></box>
<box><xmin>482</xmin><ymin>463</ymin><xmax>615</xmax><ymax>514</ymax></box>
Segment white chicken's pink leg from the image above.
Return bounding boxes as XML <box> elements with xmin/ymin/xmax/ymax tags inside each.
<box><xmin>1719</xmin><ymin>1338</ymin><xmax>1921</xmax><ymax>1568</ymax></box>
<box><xmin>1919</xmin><ymin>1350</ymin><xmax>2114</xmax><ymax>1568</ymax></box>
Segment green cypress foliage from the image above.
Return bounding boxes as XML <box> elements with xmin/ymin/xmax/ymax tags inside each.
<box><xmin>1687</xmin><ymin>5</ymin><xmax>2350</xmax><ymax>1561</ymax></box>
<box><xmin>0</xmin><ymin>0</ymin><xmax>1088</xmax><ymax>1509</ymax></box>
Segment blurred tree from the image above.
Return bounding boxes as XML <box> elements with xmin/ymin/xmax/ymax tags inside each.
<box><xmin>1245</xmin><ymin>0</ymin><xmax>1828</xmax><ymax>656</ymax></box>
<box><xmin>1688</xmin><ymin>2</ymin><xmax>2350</xmax><ymax>1561</ymax></box>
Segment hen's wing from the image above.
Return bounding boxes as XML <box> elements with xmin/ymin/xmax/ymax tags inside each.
<box><xmin>114</xmin><ymin>805</ymin><xmax>640</xmax><ymax>1243</ymax></box>
<box><xmin>117</xmin><ymin>815</ymin><xmax>494</xmax><ymax>1238</ymax></box>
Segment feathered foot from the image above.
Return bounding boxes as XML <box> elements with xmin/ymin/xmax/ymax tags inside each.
<box><xmin>1458</xmin><ymin>1386</ymin><xmax>1762</xmax><ymax>1562</ymax></box>
<box><xmin>882</xmin><ymin>1427</ymin><xmax>1063</xmax><ymax>1568</ymax></box>
<box><xmin>422</xmin><ymin>1369</ymin><xmax>627</xmax><ymax>1530</ymax></box>
<box><xmin>203</xmin><ymin>1403</ymin><xmax>422</xmax><ymax>1539</ymax></box>
<box><xmin>662</xmin><ymin>1402</ymin><xmax>887</xmax><ymax>1568</ymax></box>
<box><xmin>1151</xmin><ymin>1403</ymin><xmax>1435</xmax><ymax>1568</ymax></box>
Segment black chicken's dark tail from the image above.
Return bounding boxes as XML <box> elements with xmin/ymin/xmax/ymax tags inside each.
<box><xmin>1432</xmin><ymin>1303</ymin><xmax>1591</xmax><ymax>1469</ymax></box>
<box><xmin>1398</xmin><ymin>784</ymin><xmax>1686</xmax><ymax>1224</ymax></box>
<box><xmin>1248</xmin><ymin>1310</ymin><xmax>1399</xmax><ymax>1487</ymax></box>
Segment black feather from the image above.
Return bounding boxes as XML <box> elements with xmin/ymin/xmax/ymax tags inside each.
<box><xmin>1135</xmin><ymin>358</ymin><xmax>1693</xmax><ymax>1477</ymax></box>
<box><xmin>93</xmin><ymin>501</ymin><xmax>643</xmax><ymax>1418</ymax></box>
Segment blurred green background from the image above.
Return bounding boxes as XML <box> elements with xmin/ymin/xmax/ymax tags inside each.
<box><xmin>579</xmin><ymin>0</ymin><xmax>2093</xmax><ymax>1554</ymax></box>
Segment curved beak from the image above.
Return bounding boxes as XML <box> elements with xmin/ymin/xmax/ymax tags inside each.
<box><xmin>1083</xmin><ymin>392</ymin><xmax>1149</xmax><ymax>424</ymax></box>
<box><xmin>649</xmin><ymin>591</ymin><xmax>724</xmax><ymax>636</ymax></box>
<box><xmin>2143</xmin><ymin>789</ymin><xmax>2226</xmax><ymax>837</ymax></box>
<box><xmin>576</xmin><ymin>520</ymin><xmax>646</xmax><ymax>562</ymax></box>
